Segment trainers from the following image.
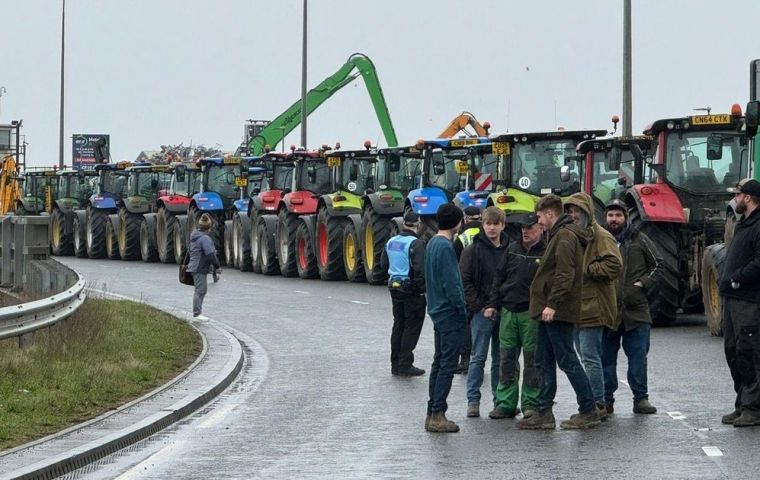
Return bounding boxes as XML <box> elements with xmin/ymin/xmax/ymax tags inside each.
<box><xmin>633</xmin><ymin>399</ymin><xmax>657</xmax><ymax>414</ymax></box>
<box><xmin>192</xmin><ymin>314</ymin><xmax>210</xmax><ymax>322</ymax></box>
<box><xmin>596</xmin><ymin>402</ymin><xmax>609</xmax><ymax>422</ymax></box>
<box><xmin>428</xmin><ymin>412</ymin><xmax>460</xmax><ymax>433</ymax></box>
<box><xmin>721</xmin><ymin>409</ymin><xmax>742</xmax><ymax>425</ymax></box>
<box><xmin>489</xmin><ymin>406</ymin><xmax>520</xmax><ymax>419</ymax></box>
<box><xmin>467</xmin><ymin>403</ymin><xmax>480</xmax><ymax>418</ymax></box>
<box><xmin>560</xmin><ymin>410</ymin><xmax>601</xmax><ymax>430</ymax></box>
<box><xmin>396</xmin><ymin>366</ymin><xmax>425</xmax><ymax>376</ymax></box>
<box><xmin>733</xmin><ymin>410</ymin><xmax>760</xmax><ymax>427</ymax></box>
<box><xmin>517</xmin><ymin>410</ymin><xmax>556</xmax><ymax>430</ymax></box>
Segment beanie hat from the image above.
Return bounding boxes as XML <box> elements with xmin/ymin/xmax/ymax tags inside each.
<box><xmin>463</xmin><ymin>206</ymin><xmax>482</xmax><ymax>219</ymax></box>
<box><xmin>604</xmin><ymin>199</ymin><xmax>628</xmax><ymax>218</ymax></box>
<box><xmin>437</xmin><ymin>204</ymin><xmax>463</xmax><ymax>231</ymax></box>
<box><xmin>403</xmin><ymin>210</ymin><xmax>420</xmax><ymax>226</ymax></box>
<box><xmin>198</xmin><ymin>213</ymin><xmax>213</xmax><ymax>231</ymax></box>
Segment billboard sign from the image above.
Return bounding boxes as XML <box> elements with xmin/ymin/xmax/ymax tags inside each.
<box><xmin>72</xmin><ymin>134</ymin><xmax>109</xmax><ymax>170</ymax></box>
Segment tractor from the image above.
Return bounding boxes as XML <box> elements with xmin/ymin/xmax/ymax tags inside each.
<box><xmin>151</xmin><ymin>162</ymin><xmax>200</xmax><ymax>264</ymax></box>
<box><xmin>49</xmin><ymin>168</ymin><xmax>98</xmax><ymax>256</ymax></box>
<box><xmin>15</xmin><ymin>168</ymin><xmax>58</xmax><ymax>215</ymax></box>
<box><xmin>227</xmin><ymin>158</ymin><xmax>266</xmax><ymax>271</ymax></box>
<box><xmin>76</xmin><ymin>162</ymin><xmax>130</xmax><ymax>259</ymax></box>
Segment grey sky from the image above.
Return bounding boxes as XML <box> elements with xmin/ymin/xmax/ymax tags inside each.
<box><xmin>2</xmin><ymin>0</ymin><xmax>759</xmax><ymax>166</ymax></box>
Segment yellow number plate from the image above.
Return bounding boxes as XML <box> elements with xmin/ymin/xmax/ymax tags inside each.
<box><xmin>327</xmin><ymin>156</ymin><xmax>342</xmax><ymax>167</ymax></box>
<box><xmin>235</xmin><ymin>178</ymin><xmax>248</xmax><ymax>187</ymax></box>
<box><xmin>691</xmin><ymin>114</ymin><xmax>732</xmax><ymax>125</ymax></box>
<box><xmin>492</xmin><ymin>142</ymin><xmax>510</xmax><ymax>155</ymax></box>
<box><xmin>44</xmin><ymin>171</ymin><xmax>57</xmax><ymax>176</ymax></box>
<box><xmin>454</xmin><ymin>160</ymin><xmax>470</xmax><ymax>174</ymax></box>
<box><xmin>116</xmin><ymin>162</ymin><xmax>132</xmax><ymax>169</ymax></box>
<box><xmin>223</xmin><ymin>157</ymin><xmax>241</xmax><ymax>165</ymax></box>
<box><xmin>451</xmin><ymin>139</ymin><xmax>479</xmax><ymax>147</ymax></box>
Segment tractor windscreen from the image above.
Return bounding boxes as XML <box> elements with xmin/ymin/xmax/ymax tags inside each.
<box><xmin>469</xmin><ymin>152</ymin><xmax>503</xmax><ymax>188</ymax></box>
<box><xmin>661</xmin><ymin>131</ymin><xmax>747</xmax><ymax>194</ymax></box>
<box><xmin>24</xmin><ymin>175</ymin><xmax>56</xmax><ymax>199</ymax></box>
<box><xmin>298</xmin><ymin>161</ymin><xmax>330</xmax><ymax>194</ymax></box>
<box><xmin>60</xmin><ymin>175</ymin><xmax>94</xmax><ymax>201</ymax></box>
<box><xmin>589</xmin><ymin>149</ymin><xmax>636</xmax><ymax>204</ymax></box>
<box><xmin>128</xmin><ymin>171</ymin><xmax>163</xmax><ymax>197</ymax></box>
<box><xmin>205</xmin><ymin>165</ymin><xmax>239</xmax><ymax>199</ymax></box>
<box><xmin>379</xmin><ymin>153</ymin><xmax>420</xmax><ymax>192</ymax></box>
<box><xmin>339</xmin><ymin>158</ymin><xmax>376</xmax><ymax>194</ymax></box>
<box><xmin>427</xmin><ymin>149</ymin><xmax>466</xmax><ymax>192</ymax></box>
<box><xmin>271</xmin><ymin>164</ymin><xmax>295</xmax><ymax>190</ymax></box>
<box><xmin>511</xmin><ymin>140</ymin><xmax>580</xmax><ymax>196</ymax></box>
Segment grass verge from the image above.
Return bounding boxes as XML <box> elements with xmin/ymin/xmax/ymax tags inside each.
<box><xmin>0</xmin><ymin>298</ymin><xmax>202</xmax><ymax>450</ymax></box>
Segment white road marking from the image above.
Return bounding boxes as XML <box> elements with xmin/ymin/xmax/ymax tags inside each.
<box><xmin>667</xmin><ymin>411</ymin><xmax>687</xmax><ymax>420</ymax></box>
<box><xmin>114</xmin><ymin>440</ymin><xmax>187</xmax><ymax>479</ymax></box>
<box><xmin>350</xmin><ymin>300</ymin><xmax>370</xmax><ymax>305</ymax></box>
<box><xmin>702</xmin><ymin>446</ymin><xmax>723</xmax><ymax>457</ymax></box>
<box><xmin>294</xmin><ymin>290</ymin><xmax>310</xmax><ymax>295</ymax></box>
<box><xmin>198</xmin><ymin>403</ymin><xmax>237</xmax><ymax>429</ymax></box>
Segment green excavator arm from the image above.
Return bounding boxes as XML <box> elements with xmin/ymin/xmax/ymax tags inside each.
<box><xmin>247</xmin><ymin>53</ymin><xmax>398</xmax><ymax>156</ymax></box>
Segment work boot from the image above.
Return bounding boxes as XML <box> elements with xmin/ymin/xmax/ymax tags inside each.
<box><xmin>397</xmin><ymin>365</ymin><xmax>426</xmax><ymax>376</ymax></box>
<box><xmin>516</xmin><ymin>410</ymin><xmax>556</xmax><ymax>430</ymax></box>
<box><xmin>428</xmin><ymin>412</ymin><xmax>460</xmax><ymax>433</ymax></box>
<box><xmin>633</xmin><ymin>399</ymin><xmax>657</xmax><ymax>414</ymax></box>
<box><xmin>596</xmin><ymin>402</ymin><xmax>609</xmax><ymax>422</ymax></box>
<box><xmin>489</xmin><ymin>406</ymin><xmax>520</xmax><ymax>419</ymax></box>
<box><xmin>560</xmin><ymin>410</ymin><xmax>602</xmax><ymax>430</ymax></box>
<box><xmin>721</xmin><ymin>409</ymin><xmax>742</xmax><ymax>425</ymax></box>
<box><xmin>425</xmin><ymin>413</ymin><xmax>431</xmax><ymax>431</ymax></box>
<box><xmin>522</xmin><ymin>409</ymin><xmax>537</xmax><ymax>419</ymax></box>
<box><xmin>467</xmin><ymin>403</ymin><xmax>480</xmax><ymax>418</ymax></box>
<box><xmin>733</xmin><ymin>410</ymin><xmax>760</xmax><ymax>428</ymax></box>
<box><xmin>454</xmin><ymin>355</ymin><xmax>470</xmax><ymax>374</ymax></box>
<box><xmin>605</xmin><ymin>403</ymin><xmax>614</xmax><ymax>415</ymax></box>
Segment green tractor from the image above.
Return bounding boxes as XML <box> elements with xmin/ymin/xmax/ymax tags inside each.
<box><xmin>49</xmin><ymin>169</ymin><xmax>98</xmax><ymax>256</ymax></box>
<box><xmin>15</xmin><ymin>168</ymin><xmax>58</xmax><ymax>215</ymax></box>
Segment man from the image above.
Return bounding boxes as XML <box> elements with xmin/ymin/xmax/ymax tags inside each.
<box><xmin>565</xmin><ymin>193</ymin><xmax>622</xmax><ymax>420</ymax></box>
<box><xmin>186</xmin><ymin>213</ymin><xmax>221</xmax><ymax>322</ymax></box>
<box><xmin>453</xmin><ymin>205</ymin><xmax>482</xmax><ymax>374</ymax></box>
<box><xmin>602</xmin><ymin>199</ymin><xmax>660</xmax><ymax>415</ymax></box>
<box><xmin>424</xmin><ymin>203</ymin><xmax>467</xmax><ymax>433</ymax></box>
<box><xmin>380</xmin><ymin>211</ymin><xmax>427</xmax><ymax>377</ymax></box>
<box><xmin>459</xmin><ymin>207</ymin><xmax>509</xmax><ymax>418</ymax></box>
<box><xmin>485</xmin><ymin>212</ymin><xmax>545</xmax><ymax>419</ymax></box>
<box><xmin>517</xmin><ymin>194</ymin><xmax>600</xmax><ymax>430</ymax></box>
<box><xmin>719</xmin><ymin>179</ymin><xmax>760</xmax><ymax>426</ymax></box>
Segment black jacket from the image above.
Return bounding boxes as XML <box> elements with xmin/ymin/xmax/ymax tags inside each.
<box><xmin>459</xmin><ymin>231</ymin><xmax>510</xmax><ymax>314</ymax></box>
<box><xmin>380</xmin><ymin>230</ymin><xmax>426</xmax><ymax>295</ymax></box>
<box><xmin>720</xmin><ymin>208</ymin><xmax>760</xmax><ymax>304</ymax></box>
<box><xmin>487</xmin><ymin>238</ymin><xmax>546</xmax><ymax>313</ymax></box>
<box><xmin>615</xmin><ymin>225</ymin><xmax>662</xmax><ymax>329</ymax></box>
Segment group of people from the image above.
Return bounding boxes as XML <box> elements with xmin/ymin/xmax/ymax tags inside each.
<box><xmin>383</xmin><ymin>194</ymin><xmax>662</xmax><ymax>433</ymax></box>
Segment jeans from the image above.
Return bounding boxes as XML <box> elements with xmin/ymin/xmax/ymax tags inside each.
<box><xmin>536</xmin><ymin>321</ymin><xmax>595</xmax><ymax>413</ymax></box>
<box><xmin>722</xmin><ymin>297</ymin><xmax>760</xmax><ymax>413</ymax></box>
<box><xmin>602</xmin><ymin>322</ymin><xmax>651</xmax><ymax>404</ymax></box>
<box><xmin>466</xmin><ymin>312</ymin><xmax>500</xmax><ymax>404</ymax></box>
<box><xmin>192</xmin><ymin>273</ymin><xmax>207</xmax><ymax>316</ymax></box>
<box><xmin>495</xmin><ymin>310</ymin><xmax>539</xmax><ymax>413</ymax></box>
<box><xmin>575</xmin><ymin>326</ymin><xmax>606</xmax><ymax>405</ymax></box>
<box><xmin>390</xmin><ymin>292</ymin><xmax>426</xmax><ymax>370</ymax></box>
<box><xmin>428</xmin><ymin>313</ymin><xmax>467</xmax><ymax>414</ymax></box>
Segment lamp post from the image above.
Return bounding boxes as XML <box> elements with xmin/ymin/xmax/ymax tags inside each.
<box><xmin>59</xmin><ymin>0</ymin><xmax>66</xmax><ymax>168</ymax></box>
<box><xmin>623</xmin><ymin>0</ymin><xmax>632</xmax><ymax>136</ymax></box>
<box><xmin>300</xmin><ymin>0</ymin><xmax>307</xmax><ymax>149</ymax></box>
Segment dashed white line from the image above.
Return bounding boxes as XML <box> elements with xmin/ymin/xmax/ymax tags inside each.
<box><xmin>294</xmin><ymin>290</ymin><xmax>310</xmax><ymax>295</ymax></box>
<box><xmin>702</xmin><ymin>446</ymin><xmax>723</xmax><ymax>457</ymax></box>
<box><xmin>114</xmin><ymin>440</ymin><xmax>187</xmax><ymax>479</ymax></box>
<box><xmin>350</xmin><ymin>300</ymin><xmax>370</xmax><ymax>305</ymax></box>
<box><xmin>667</xmin><ymin>411</ymin><xmax>687</xmax><ymax>420</ymax></box>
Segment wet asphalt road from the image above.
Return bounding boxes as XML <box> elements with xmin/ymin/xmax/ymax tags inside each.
<box><xmin>57</xmin><ymin>257</ymin><xmax>754</xmax><ymax>480</ymax></box>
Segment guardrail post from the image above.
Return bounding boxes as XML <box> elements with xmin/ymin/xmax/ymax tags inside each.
<box><xmin>13</xmin><ymin>217</ymin><xmax>24</xmax><ymax>289</ymax></box>
<box><xmin>0</xmin><ymin>216</ymin><xmax>11</xmax><ymax>286</ymax></box>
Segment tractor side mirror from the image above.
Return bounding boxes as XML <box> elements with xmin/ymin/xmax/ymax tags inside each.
<box><xmin>307</xmin><ymin>164</ymin><xmax>317</xmax><ymax>184</ymax></box>
<box><xmin>431</xmin><ymin>150</ymin><xmax>446</xmax><ymax>176</ymax></box>
<box><xmin>349</xmin><ymin>163</ymin><xmax>359</xmax><ymax>181</ymax></box>
<box><xmin>559</xmin><ymin>165</ymin><xmax>571</xmax><ymax>183</ymax></box>
<box><xmin>746</xmin><ymin>101</ymin><xmax>760</xmax><ymax>138</ymax></box>
<box><xmin>225</xmin><ymin>171</ymin><xmax>236</xmax><ymax>184</ymax></box>
<box><xmin>630</xmin><ymin>144</ymin><xmax>644</xmax><ymax>163</ymax></box>
<box><xmin>706</xmin><ymin>135</ymin><xmax>723</xmax><ymax>160</ymax></box>
<box><xmin>93</xmin><ymin>138</ymin><xmax>109</xmax><ymax>164</ymax></box>
<box><xmin>175</xmin><ymin>165</ymin><xmax>186</xmax><ymax>183</ymax></box>
<box><xmin>608</xmin><ymin>149</ymin><xmax>622</xmax><ymax>171</ymax></box>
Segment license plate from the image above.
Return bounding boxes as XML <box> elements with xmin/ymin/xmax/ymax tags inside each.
<box><xmin>451</xmin><ymin>139</ymin><xmax>479</xmax><ymax>147</ymax></box>
<box><xmin>691</xmin><ymin>114</ymin><xmax>732</xmax><ymax>125</ymax></box>
<box><xmin>327</xmin><ymin>156</ymin><xmax>342</xmax><ymax>167</ymax></box>
<box><xmin>235</xmin><ymin>178</ymin><xmax>248</xmax><ymax>187</ymax></box>
<box><xmin>492</xmin><ymin>142</ymin><xmax>510</xmax><ymax>155</ymax></box>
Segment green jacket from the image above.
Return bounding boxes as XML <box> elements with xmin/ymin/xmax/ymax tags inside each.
<box><xmin>529</xmin><ymin>213</ymin><xmax>591</xmax><ymax>323</ymax></box>
<box><xmin>615</xmin><ymin>225</ymin><xmax>662</xmax><ymax>329</ymax></box>
<box><xmin>565</xmin><ymin>192</ymin><xmax>623</xmax><ymax>329</ymax></box>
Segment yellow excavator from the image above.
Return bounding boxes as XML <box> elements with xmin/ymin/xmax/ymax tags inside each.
<box><xmin>0</xmin><ymin>155</ymin><xmax>22</xmax><ymax>215</ymax></box>
<box><xmin>438</xmin><ymin>111</ymin><xmax>491</xmax><ymax>138</ymax></box>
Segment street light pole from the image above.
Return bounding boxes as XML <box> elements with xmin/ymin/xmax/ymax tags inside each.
<box><xmin>623</xmin><ymin>0</ymin><xmax>632</xmax><ymax>136</ymax></box>
<box><xmin>300</xmin><ymin>0</ymin><xmax>307</xmax><ymax>149</ymax></box>
<box><xmin>59</xmin><ymin>0</ymin><xmax>66</xmax><ymax>168</ymax></box>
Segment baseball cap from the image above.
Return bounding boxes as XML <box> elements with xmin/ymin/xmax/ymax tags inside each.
<box><xmin>727</xmin><ymin>178</ymin><xmax>760</xmax><ymax>196</ymax></box>
<box><xmin>463</xmin><ymin>206</ymin><xmax>482</xmax><ymax>218</ymax></box>
<box><xmin>403</xmin><ymin>210</ymin><xmax>420</xmax><ymax>225</ymax></box>
<box><xmin>604</xmin><ymin>198</ymin><xmax>628</xmax><ymax>216</ymax></box>
<box><xmin>506</xmin><ymin>212</ymin><xmax>538</xmax><ymax>226</ymax></box>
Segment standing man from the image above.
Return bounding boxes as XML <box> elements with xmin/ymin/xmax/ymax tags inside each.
<box><xmin>565</xmin><ymin>193</ymin><xmax>622</xmax><ymax>419</ymax></box>
<box><xmin>719</xmin><ymin>179</ymin><xmax>760</xmax><ymax>426</ymax></box>
<box><xmin>459</xmin><ymin>207</ymin><xmax>509</xmax><ymax>418</ymax></box>
<box><xmin>424</xmin><ymin>203</ymin><xmax>467</xmax><ymax>433</ymax></box>
<box><xmin>186</xmin><ymin>213</ymin><xmax>221</xmax><ymax>322</ymax></box>
<box><xmin>602</xmin><ymin>199</ymin><xmax>660</xmax><ymax>416</ymax></box>
<box><xmin>517</xmin><ymin>194</ymin><xmax>600</xmax><ymax>430</ymax></box>
<box><xmin>380</xmin><ymin>211</ymin><xmax>427</xmax><ymax>377</ymax></box>
<box><xmin>485</xmin><ymin>212</ymin><xmax>545</xmax><ymax>419</ymax></box>
<box><xmin>453</xmin><ymin>205</ymin><xmax>483</xmax><ymax>374</ymax></box>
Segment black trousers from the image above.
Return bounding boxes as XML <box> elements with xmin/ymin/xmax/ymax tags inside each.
<box><xmin>723</xmin><ymin>296</ymin><xmax>760</xmax><ymax>414</ymax></box>
<box><xmin>390</xmin><ymin>291</ymin><xmax>426</xmax><ymax>370</ymax></box>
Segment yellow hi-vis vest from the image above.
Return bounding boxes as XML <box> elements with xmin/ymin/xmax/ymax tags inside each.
<box><xmin>458</xmin><ymin>227</ymin><xmax>480</xmax><ymax>249</ymax></box>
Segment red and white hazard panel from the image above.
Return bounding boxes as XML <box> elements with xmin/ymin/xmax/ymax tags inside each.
<box><xmin>474</xmin><ymin>173</ymin><xmax>493</xmax><ymax>191</ymax></box>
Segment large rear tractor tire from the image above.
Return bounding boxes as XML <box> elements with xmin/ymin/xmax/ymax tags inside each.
<box><xmin>344</xmin><ymin>220</ymin><xmax>366</xmax><ymax>283</ymax></box>
<box><xmin>105</xmin><ymin>216</ymin><xmax>121</xmax><ymax>260</ymax></box>
<box><xmin>250</xmin><ymin>213</ymin><xmax>262</xmax><ymax>274</ymax></box>
<box><xmin>362</xmin><ymin>208</ymin><xmax>392</xmax><ymax>285</ymax></box>
<box><xmin>276</xmin><ymin>209</ymin><xmax>299</xmax><ymax>277</ymax></box>
<box><xmin>50</xmin><ymin>208</ymin><xmax>73</xmax><ymax>256</ymax></box>
<box><xmin>224</xmin><ymin>220</ymin><xmax>235</xmax><ymax>267</ymax></box>
<box><xmin>73</xmin><ymin>214</ymin><xmax>88</xmax><ymax>258</ymax></box>
<box><xmin>417</xmin><ymin>212</ymin><xmax>437</xmax><ymax>243</ymax></box>
<box><xmin>156</xmin><ymin>207</ymin><xmax>177</xmax><ymax>264</ymax></box>
<box><xmin>316</xmin><ymin>209</ymin><xmax>347</xmax><ymax>281</ymax></box>
<box><xmin>259</xmin><ymin>218</ymin><xmax>280</xmax><ymax>276</ymax></box>
<box><xmin>140</xmin><ymin>215</ymin><xmax>159</xmax><ymax>262</ymax></box>
<box><xmin>118</xmin><ymin>209</ymin><xmax>142</xmax><ymax>261</ymax></box>
<box><xmin>188</xmin><ymin>206</ymin><xmax>224</xmax><ymax>254</ymax></box>
<box><xmin>86</xmin><ymin>208</ymin><xmax>108</xmax><ymax>259</ymax></box>
<box><xmin>295</xmin><ymin>220</ymin><xmax>318</xmax><ymax>279</ymax></box>
<box><xmin>235</xmin><ymin>214</ymin><xmax>252</xmax><ymax>272</ymax></box>
<box><xmin>701</xmin><ymin>243</ymin><xmax>727</xmax><ymax>336</ymax></box>
<box><xmin>630</xmin><ymin>210</ymin><xmax>679</xmax><ymax>326</ymax></box>
<box><xmin>173</xmin><ymin>216</ymin><xmax>188</xmax><ymax>264</ymax></box>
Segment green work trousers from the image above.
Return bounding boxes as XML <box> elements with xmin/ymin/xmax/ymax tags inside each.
<box><xmin>494</xmin><ymin>309</ymin><xmax>539</xmax><ymax>413</ymax></box>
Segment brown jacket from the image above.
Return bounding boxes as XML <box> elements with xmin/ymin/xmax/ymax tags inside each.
<box><xmin>565</xmin><ymin>192</ymin><xmax>623</xmax><ymax>329</ymax></box>
<box><xmin>529</xmin><ymin>213</ymin><xmax>590</xmax><ymax>323</ymax></box>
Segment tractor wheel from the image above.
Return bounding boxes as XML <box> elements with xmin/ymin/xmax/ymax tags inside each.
<box><xmin>235</xmin><ymin>214</ymin><xmax>252</xmax><ymax>272</ymax></box>
<box><xmin>630</xmin><ymin>210</ymin><xmax>679</xmax><ymax>326</ymax></box>
<box><xmin>416</xmin><ymin>211</ymin><xmax>437</xmax><ymax>243</ymax></box>
<box><xmin>224</xmin><ymin>220</ymin><xmax>235</xmax><ymax>267</ymax></box>
<box><xmin>156</xmin><ymin>207</ymin><xmax>177</xmax><ymax>264</ymax></box>
<box><xmin>259</xmin><ymin>218</ymin><xmax>280</xmax><ymax>276</ymax></box>
<box><xmin>701</xmin><ymin>243</ymin><xmax>727</xmax><ymax>336</ymax></box>
<box><xmin>316</xmin><ymin>208</ymin><xmax>347</xmax><ymax>281</ymax></box>
<box><xmin>86</xmin><ymin>208</ymin><xmax>108</xmax><ymax>259</ymax></box>
<box><xmin>295</xmin><ymin>220</ymin><xmax>318</xmax><ymax>279</ymax></box>
<box><xmin>140</xmin><ymin>217</ymin><xmax>159</xmax><ymax>262</ymax></box>
<box><xmin>276</xmin><ymin>209</ymin><xmax>299</xmax><ymax>277</ymax></box>
<box><xmin>173</xmin><ymin>216</ymin><xmax>188</xmax><ymax>264</ymax></box>
<box><xmin>362</xmin><ymin>208</ymin><xmax>392</xmax><ymax>285</ymax></box>
<box><xmin>50</xmin><ymin>208</ymin><xmax>73</xmax><ymax>256</ymax></box>
<box><xmin>105</xmin><ymin>217</ymin><xmax>121</xmax><ymax>260</ymax></box>
<box><xmin>73</xmin><ymin>214</ymin><xmax>88</xmax><ymax>258</ymax></box>
<box><xmin>189</xmin><ymin>206</ymin><xmax>224</xmax><ymax>254</ymax></box>
<box><xmin>344</xmin><ymin>220</ymin><xmax>366</xmax><ymax>283</ymax></box>
<box><xmin>118</xmin><ymin>209</ymin><xmax>142</xmax><ymax>261</ymax></box>
<box><xmin>250</xmin><ymin>213</ymin><xmax>262</xmax><ymax>274</ymax></box>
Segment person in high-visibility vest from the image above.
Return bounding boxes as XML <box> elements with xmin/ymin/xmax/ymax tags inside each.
<box><xmin>453</xmin><ymin>205</ymin><xmax>482</xmax><ymax>374</ymax></box>
<box><xmin>380</xmin><ymin>211</ymin><xmax>427</xmax><ymax>377</ymax></box>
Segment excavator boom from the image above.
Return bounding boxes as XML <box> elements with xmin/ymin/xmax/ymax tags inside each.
<box><xmin>247</xmin><ymin>53</ymin><xmax>398</xmax><ymax>155</ymax></box>
<box><xmin>0</xmin><ymin>155</ymin><xmax>21</xmax><ymax>215</ymax></box>
<box><xmin>438</xmin><ymin>112</ymin><xmax>490</xmax><ymax>138</ymax></box>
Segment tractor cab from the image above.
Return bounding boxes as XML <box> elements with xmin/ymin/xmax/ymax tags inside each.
<box><xmin>250</xmin><ymin>151</ymin><xmax>297</xmax><ymax>215</ymax></box>
<box><xmin>195</xmin><ymin>156</ymin><xmax>245</xmax><ymax>211</ymax></box>
<box><xmin>168</xmin><ymin>162</ymin><xmax>201</xmax><ymax>199</ymax></box>
<box><xmin>92</xmin><ymin>162</ymin><xmax>132</xmax><ymax>208</ymax></box>
<box><xmin>57</xmin><ymin>169</ymin><xmax>98</xmax><ymax>208</ymax></box>
<box><xmin>123</xmin><ymin>163</ymin><xmax>172</xmax><ymax>213</ymax></box>
<box><xmin>232</xmin><ymin>157</ymin><xmax>266</xmax><ymax>213</ymax></box>
<box><xmin>17</xmin><ymin>168</ymin><xmax>58</xmax><ymax>214</ymax></box>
